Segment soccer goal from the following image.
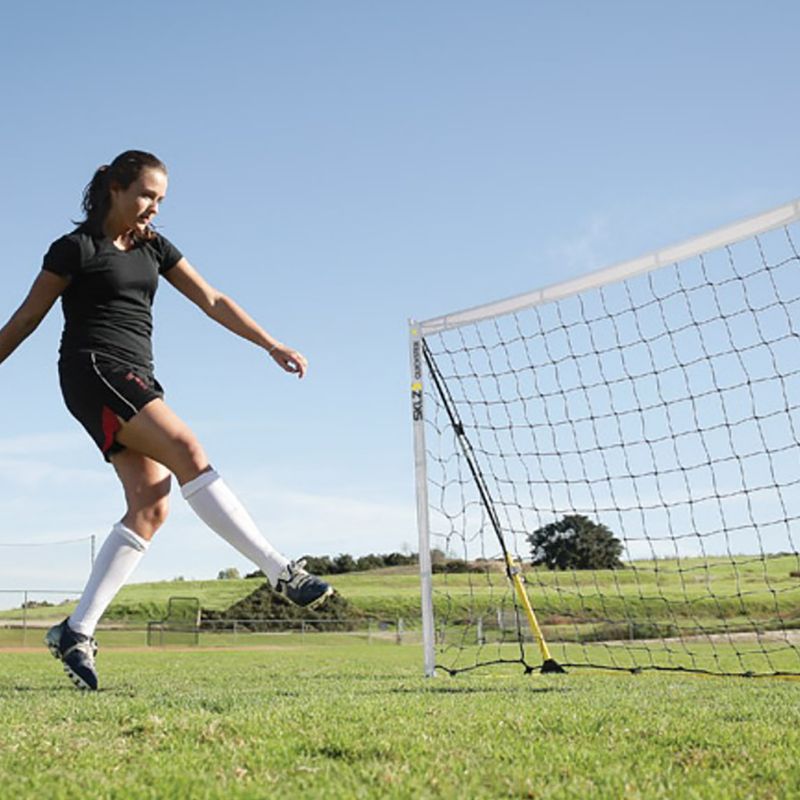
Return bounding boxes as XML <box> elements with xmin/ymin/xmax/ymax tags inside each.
<box><xmin>146</xmin><ymin>596</ymin><xmax>201</xmax><ymax>647</ymax></box>
<box><xmin>410</xmin><ymin>200</ymin><xmax>800</xmax><ymax>678</ymax></box>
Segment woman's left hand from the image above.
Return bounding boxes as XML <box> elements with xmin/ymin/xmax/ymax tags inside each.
<box><xmin>270</xmin><ymin>344</ymin><xmax>307</xmax><ymax>378</ymax></box>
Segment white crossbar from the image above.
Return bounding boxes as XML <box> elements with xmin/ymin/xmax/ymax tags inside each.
<box><xmin>418</xmin><ymin>199</ymin><xmax>800</xmax><ymax>336</ymax></box>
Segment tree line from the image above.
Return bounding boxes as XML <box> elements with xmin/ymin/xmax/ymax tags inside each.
<box><xmin>238</xmin><ymin>551</ymin><xmax>418</xmax><ymax>579</ymax></box>
<box><xmin>217</xmin><ymin>514</ymin><xmax>625</xmax><ymax>580</ymax></box>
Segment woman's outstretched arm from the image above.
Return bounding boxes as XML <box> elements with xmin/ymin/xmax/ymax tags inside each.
<box><xmin>0</xmin><ymin>271</ymin><xmax>69</xmax><ymax>365</ymax></box>
<box><xmin>164</xmin><ymin>258</ymin><xmax>308</xmax><ymax>377</ymax></box>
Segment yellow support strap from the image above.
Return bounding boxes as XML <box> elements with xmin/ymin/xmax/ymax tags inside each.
<box><xmin>505</xmin><ymin>553</ymin><xmax>565</xmax><ymax>673</ymax></box>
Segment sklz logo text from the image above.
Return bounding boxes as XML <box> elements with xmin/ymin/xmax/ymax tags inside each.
<box><xmin>411</xmin><ymin>339</ymin><xmax>423</xmax><ymax>421</ymax></box>
<box><xmin>411</xmin><ymin>381</ymin><xmax>423</xmax><ymax>420</ymax></box>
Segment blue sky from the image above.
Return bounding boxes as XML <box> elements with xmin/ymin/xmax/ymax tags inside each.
<box><xmin>1</xmin><ymin>1</ymin><xmax>799</xmax><ymax>595</ymax></box>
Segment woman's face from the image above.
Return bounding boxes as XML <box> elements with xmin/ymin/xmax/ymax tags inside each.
<box><xmin>110</xmin><ymin>167</ymin><xmax>168</xmax><ymax>234</ymax></box>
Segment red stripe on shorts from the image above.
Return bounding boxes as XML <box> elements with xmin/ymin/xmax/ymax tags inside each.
<box><xmin>101</xmin><ymin>406</ymin><xmax>122</xmax><ymax>454</ymax></box>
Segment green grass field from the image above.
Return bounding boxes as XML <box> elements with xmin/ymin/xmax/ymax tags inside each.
<box><xmin>4</xmin><ymin>556</ymin><xmax>800</xmax><ymax>679</ymax></box>
<box><xmin>2</xmin><ymin>639</ymin><xmax>800</xmax><ymax>799</ymax></box>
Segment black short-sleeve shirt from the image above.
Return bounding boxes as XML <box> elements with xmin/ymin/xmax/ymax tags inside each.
<box><xmin>42</xmin><ymin>228</ymin><xmax>182</xmax><ymax>371</ymax></box>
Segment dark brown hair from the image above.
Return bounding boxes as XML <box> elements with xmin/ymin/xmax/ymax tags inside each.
<box><xmin>78</xmin><ymin>150</ymin><xmax>167</xmax><ymax>240</ymax></box>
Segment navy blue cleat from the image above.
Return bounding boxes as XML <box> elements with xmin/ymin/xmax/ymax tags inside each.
<box><xmin>45</xmin><ymin>619</ymin><xmax>99</xmax><ymax>691</ymax></box>
<box><xmin>274</xmin><ymin>560</ymin><xmax>334</xmax><ymax>609</ymax></box>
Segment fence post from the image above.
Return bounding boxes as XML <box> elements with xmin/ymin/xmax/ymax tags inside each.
<box><xmin>22</xmin><ymin>591</ymin><xmax>28</xmax><ymax>647</ymax></box>
<box><xmin>396</xmin><ymin>617</ymin><xmax>404</xmax><ymax>645</ymax></box>
<box><xmin>477</xmin><ymin>616</ymin><xmax>485</xmax><ymax>645</ymax></box>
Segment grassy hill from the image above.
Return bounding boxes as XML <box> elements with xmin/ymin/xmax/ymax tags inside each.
<box><xmin>0</xmin><ymin>579</ymin><xmax>263</xmax><ymax>623</ymax></box>
<box><xmin>3</xmin><ymin>555</ymin><xmax>800</xmax><ymax>631</ymax></box>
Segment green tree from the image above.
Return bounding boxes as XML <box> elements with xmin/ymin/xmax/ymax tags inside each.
<box><xmin>333</xmin><ymin>553</ymin><xmax>357</xmax><ymax>574</ymax></box>
<box><xmin>528</xmin><ymin>514</ymin><xmax>624</xmax><ymax>570</ymax></box>
<box><xmin>356</xmin><ymin>554</ymin><xmax>386</xmax><ymax>571</ymax></box>
<box><xmin>217</xmin><ymin>567</ymin><xmax>241</xmax><ymax>580</ymax></box>
<box><xmin>298</xmin><ymin>556</ymin><xmax>336</xmax><ymax>575</ymax></box>
<box><xmin>384</xmin><ymin>552</ymin><xmax>416</xmax><ymax>567</ymax></box>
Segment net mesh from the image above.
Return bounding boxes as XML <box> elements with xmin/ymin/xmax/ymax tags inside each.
<box><xmin>419</xmin><ymin>221</ymin><xmax>800</xmax><ymax>676</ymax></box>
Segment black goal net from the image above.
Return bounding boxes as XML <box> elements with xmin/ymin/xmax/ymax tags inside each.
<box><xmin>411</xmin><ymin>201</ymin><xmax>800</xmax><ymax>677</ymax></box>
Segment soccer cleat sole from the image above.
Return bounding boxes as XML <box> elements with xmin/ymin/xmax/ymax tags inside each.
<box><xmin>62</xmin><ymin>662</ymin><xmax>96</xmax><ymax>691</ymax></box>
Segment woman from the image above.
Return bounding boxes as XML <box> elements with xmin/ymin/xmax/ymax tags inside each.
<box><xmin>0</xmin><ymin>150</ymin><xmax>332</xmax><ymax>691</ymax></box>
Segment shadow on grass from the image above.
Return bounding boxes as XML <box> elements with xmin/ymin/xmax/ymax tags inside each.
<box><xmin>1</xmin><ymin>685</ymin><xmax>77</xmax><ymax>694</ymax></box>
<box><xmin>385</xmin><ymin>685</ymin><xmax>570</xmax><ymax>695</ymax></box>
<box><xmin>2</xmin><ymin>685</ymin><xmax>136</xmax><ymax>696</ymax></box>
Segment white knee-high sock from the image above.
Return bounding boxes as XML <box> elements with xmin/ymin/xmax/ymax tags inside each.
<box><xmin>69</xmin><ymin>523</ymin><xmax>150</xmax><ymax>637</ymax></box>
<box><xmin>181</xmin><ymin>469</ymin><xmax>289</xmax><ymax>586</ymax></box>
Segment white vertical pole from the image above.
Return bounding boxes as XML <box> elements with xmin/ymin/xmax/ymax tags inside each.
<box><xmin>409</xmin><ymin>320</ymin><xmax>436</xmax><ymax>677</ymax></box>
<box><xmin>22</xmin><ymin>590</ymin><xmax>28</xmax><ymax>646</ymax></box>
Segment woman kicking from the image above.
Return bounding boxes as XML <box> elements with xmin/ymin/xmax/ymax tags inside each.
<box><xmin>0</xmin><ymin>150</ymin><xmax>332</xmax><ymax>691</ymax></box>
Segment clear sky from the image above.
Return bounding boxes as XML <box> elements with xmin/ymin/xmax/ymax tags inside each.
<box><xmin>1</xmin><ymin>1</ymin><xmax>799</xmax><ymax>595</ymax></box>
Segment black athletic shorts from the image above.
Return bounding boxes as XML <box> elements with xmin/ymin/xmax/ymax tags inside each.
<box><xmin>58</xmin><ymin>352</ymin><xmax>164</xmax><ymax>461</ymax></box>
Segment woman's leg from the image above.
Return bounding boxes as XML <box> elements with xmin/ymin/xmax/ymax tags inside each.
<box><xmin>115</xmin><ymin>398</ymin><xmax>292</xmax><ymax>585</ymax></box>
<box><xmin>115</xmin><ymin>399</ymin><xmax>332</xmax><ymax>606</ymax></box>
<box><xmin>48</xmin><ymin>451</ymin><xmax>169</xmax><ymax>690</ymax></box>
<box><xmin>68</xmin><ymin>451</ymin><xmax>170</xmax><ymax>636</ymax></box>
<box><xmin>114</xmin><ymin>450</ymin><xmax>172</xmax><ymax>540</ymax></box>
<box><xmin>114</xmin><ymin>397</ymin><xmax>209</xmax><ymax>485</ymax></box>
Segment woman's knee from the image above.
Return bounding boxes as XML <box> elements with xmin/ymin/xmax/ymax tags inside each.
<box><xmin>146</xmin><ymin>496</ymin><xmax>170</xmax><ymax>529</ymax></box>
<box><xmin>130</xmin><ymin>496</ymin><xmax>170</xmax><ymax>536</ymax></box>
<box><xmin>173</xmin><ymin>433</ymin><xmax>209</xmax><ymax>480</ymax></box>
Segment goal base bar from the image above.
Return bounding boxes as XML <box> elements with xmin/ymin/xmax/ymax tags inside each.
<box><xmin>525</xmin><ymin>659</ymin><xmax>567</xmax><ymax>675</ymax></box>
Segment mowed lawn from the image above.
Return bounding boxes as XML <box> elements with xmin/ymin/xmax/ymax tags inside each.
<box><xmin>1</xmin><ymin>640</ymin><xmax>800</xmax><ymax>799</ymax></box>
